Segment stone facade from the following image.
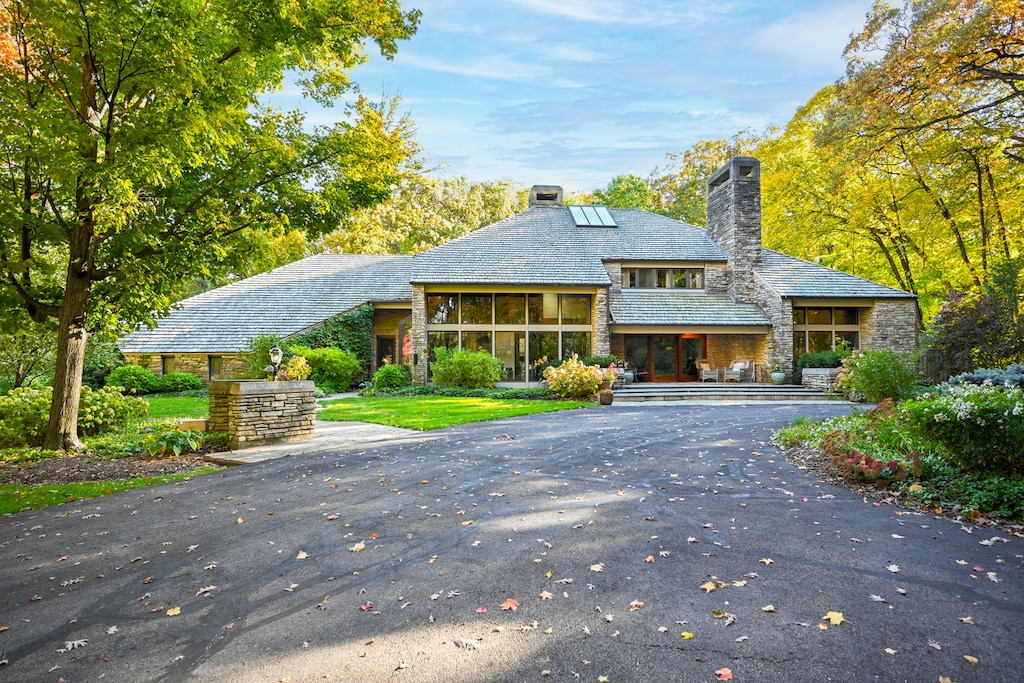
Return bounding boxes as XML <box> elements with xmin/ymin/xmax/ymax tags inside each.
<box><xmin>801</xmin><ymin>368</ymin><xmax>840</xmax><ymax>391</ymax></box>
<box><xmin>410</xmin><ymin>285</ymin><xmax>428</xmax><ymax>384</ymax></box>
<box><xmin>208</xmin><ymin>380</ymin><xmax>317</xmax><ymax>450</ymax></box>
<box><xmin>860</xmin><ymin>300</ymin><xmax>919</xmax><ymax>353</ymax></box>
<box><xmin>122</xmin><ymin>352</ymin><xmax>249</xmax><ymax>384</ymax></box>
<box><xmin>594</xmin><ymin>286</ymin><xmax>610</xmax><ymax>356</ymax></box>
<box><xmin>753</xmin><ymin>276</ymin><xmax>794</xmax><ymax>380</ymax></box>
<box><xmin>706</xmin><ymin>157</ymin><xmax>762</xmax><ymax>304</ymax></box>
<box><xmin>705</xmin><ymin>334</ymin><xmax>768</xmax><ymax>382</ymax></box>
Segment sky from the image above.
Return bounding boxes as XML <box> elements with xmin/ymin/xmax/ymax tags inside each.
<box><xmin>279</xmin><ymin>0</ymin><xmax>877</xmax><ymax>192</ymax></box>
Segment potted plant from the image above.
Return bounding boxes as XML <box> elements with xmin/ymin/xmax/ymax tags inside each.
<box><xmin>769</xmin><ymin>363</ymin><xmax>786</xmax><ymax>385</ymax></box>
<box><xmin>598</xmin><ymin>389</ymin><xmax>614</xmax><ymax>405</ymax></box>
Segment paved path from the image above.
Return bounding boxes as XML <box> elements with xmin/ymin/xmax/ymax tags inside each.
<box><xmin>1</xmin><ymin>403</ymin><xmax>1021</xmax><ymax>682</ymax></box>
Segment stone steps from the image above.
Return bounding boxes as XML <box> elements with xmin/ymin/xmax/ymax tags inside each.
<box><xmin>612</xmin><ymin>382</ymin><xmax>838</xmax><ymax>402</ymax></box>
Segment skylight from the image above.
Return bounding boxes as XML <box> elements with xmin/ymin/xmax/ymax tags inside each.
<box><xmin>569</xmin><ymin>205</ymin><xmax>617</xmax><ymax>227</ymax></box>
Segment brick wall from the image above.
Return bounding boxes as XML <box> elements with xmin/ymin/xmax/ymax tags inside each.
<box><xmin>208</xmin><ymin>380</ymin><xmax>317</xmax><ymax>449</ymax></box>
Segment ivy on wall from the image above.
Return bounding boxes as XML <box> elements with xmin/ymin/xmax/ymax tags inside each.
<box><xmin>291</xmin><ymin>304</ymin><xmax>374</xmax><ymax>375</ymax></box>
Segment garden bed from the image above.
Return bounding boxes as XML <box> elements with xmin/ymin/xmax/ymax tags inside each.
<box><xmin>0</xmin><ymin>451</ymin><xmax>222</xmax><ymax>486</ymax></box>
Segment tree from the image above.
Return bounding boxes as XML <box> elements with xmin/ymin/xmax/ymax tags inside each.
<box><xmin>0</xmin><ymin>0</ymin><xmax>420</xmax><ymax>450</ymax></box>
<box><xmin>592</xmin><ymin>174</ymin><xmax>653</xmax><ymax>209</ymax></box>
<box><xmin>319</xmin><ymin>173</ymin><xmax>526</xmax><ymax>254</ymax></box>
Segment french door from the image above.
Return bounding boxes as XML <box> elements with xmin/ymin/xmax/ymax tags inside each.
<box><xmin>626</xmin><ymin>334</ymin><xmax>706</xmax><ymax>382</ymax></box>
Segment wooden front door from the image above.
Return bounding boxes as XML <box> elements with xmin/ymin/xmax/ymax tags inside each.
<box><xmin>626</xmin><ymin>334</ymin><xmax>707</xmax><ymax>382</ymax></box>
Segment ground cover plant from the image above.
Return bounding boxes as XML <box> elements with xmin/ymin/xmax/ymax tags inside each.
<box><xmin>777</xmin><ymin>375</ymin><xmax>1024</xmax><ymax>524</ymax></box>
<box><xmin>317</xmin><ymin>395</ymin><xmax>589</xmax><ymax>431</ymax></box>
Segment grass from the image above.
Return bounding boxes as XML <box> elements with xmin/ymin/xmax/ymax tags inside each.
<box><xmin>144</xmin><ymin>394</ymin><xmax>209</xmax><ymax>421</ymax></box>
<box><xmin>317</xmin><ymin>395</ymin><xmax>590</xmax><ymax>430</ymax></box>
<box><xmin>0</xmin><ymin>468</ymin><xmax>220</xmax><ymax>515</ymax></box>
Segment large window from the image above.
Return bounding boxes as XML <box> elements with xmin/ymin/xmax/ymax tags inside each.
<box><xmin>792</xmin><ymin>306</ymin><xmax>860</xmax><ymax>361</ymax></box>
<box><xmin>427</xmin><ymin>292</ymin><xmax>593</xmax><ymax>381</ymax></box>
<box><xmin>623</xmin><ymin>267</ymin><xmax>704</xmax><ymax>290</ymax></box>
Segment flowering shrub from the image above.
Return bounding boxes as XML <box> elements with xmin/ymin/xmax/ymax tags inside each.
<box><xmin>543</xmin><ymin>355</ymin><xmax>605</xmax><ymax>399</ymax></box>
<box><xmin>0</xmin><ymin>386</ymin><xmax>148</xmax><ymax>447</ymax></box>
<box><xmin>902</xmin><ymin>383</ymin><xmax>1024</xmax><ymax>475</ymax></box>
<box><xmin>834</xmin><ymin>349</ymin><xmax>918</xmax><ymax>403</ymax></box>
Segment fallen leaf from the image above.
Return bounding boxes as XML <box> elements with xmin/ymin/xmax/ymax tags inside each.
<box><xmin>63</xmin><ymin>639</ymin><xmax>88</xmax><ymax>651</ymax></box>
<box><xmin>658</xmin><ymin>626</ymin><xmax>668</xmax><ymax>633</ymax></box>
<box><xmin>869</xmin><ymin>594</ymin><xmax>888</xmax><ymax>603</ymax></box>
<box><xmin>359</xmin><ymin>602</ymin><xmax>374</xmax><ymax>611</ymax></box>
<box><xmin>540</xmin><ymin>591</ymin><xmax>554</xmax><ymax>601</ymax></box>
<box><xmin>884</xmin><ymin>647</ymin><xmax>897</xmax><ymax>655</ymax></box>
<box><xmin>106</xmin><ymin>625</ymin><xmax>117</xmax><ymax>634</ymax></box>
<box><xmin>959</xmin><ymin>616</ymin><xmax>975</xmax><ymax>624</ymax></box>
<box><xmin>236</xmin><ymin>517</ymin><xmax>245</xmax><ymax>524</ymax></box>
<box><xmin>887</xmin><ymin>564</ymin><xmax>900</xmax><ymax>573</ymax></box>
<box><xmin>735</xmin><ymin>635</ymin><xmax>749</xmax><ymax>642</ymax></box>
<box><xmin>715</xmin><ymin>667</ymin><xmax>733</xmax><ymax>680</ymax></box>
<box><xmin>461</xmin><ymin>520</ymin><xmax>474</xmax><ymax>526</ymax></box>
<box><xmin>296</xmin><ymin>551</ymin><xmax>309</xmax><ymax>560</ymax></box>
<box><xmin>822</xmin><ymin>611</ymin><xmax>846</xmax><ymax>626</ymax></box>
<box><xmin>629</xmin><ymin>600</ymin><xmax>645</xmax><ymax>611</ymax></box>
<box><xmin>762</xmin><ymin>605</ymin><xmax>775</xmax><ymax>612</ymax></box>
<box><xmin>964</xmin><ymin>655</ymin><xmax>978</xmax><ymax>665</ymax></box>
<box><xmin>348</xmin><ymin>541</ymin><xmax>365</xmax><ymax>552</ymax></box>
<box><xmin>700</xmin><ymin>581</ymin><xmax>718</xmax><ymax>593</ymax></box>
<box><xmin>454</xmin><ymin>638</ymin><xmax>481</xmax><ymax>650</ymax></box>
<box><xmin>986</xmin><ymin>572</ymin><xmax>1000</xmax><ymax>583</ymax></box>
<box><xmin>590</xmin><ymin>563</ymin><xmax>605</xmax><ymax>572</ymax></box>
<box><xmin>166</xmin><ymin>607</ymin><xmax>181</xmax><ymax>616</ymax></box>
<box><xmin>928</xmin><ymin>639</ymin><xmax>941</xmax><ymax>650</ymax></box>
<box><xmin>759</xmin><ymin>558</ymin><xmax>774</xmax><ymax>565</ymax></box>
<box><xmin>687</xmin><ymin>537</ymin><xmax>698</xmax><ymax>543</ymax></box>
<box><xmin>501</xmin><ymin>598</ymin><xmax>519</xmax><ymax>612</ymax></box>
<box><xmin>645</xmin><ymin>555</ymin><xmax>655</xmax><ymax>563</ymax></box>
<box><xmin>681</xmin><ymin>631</ymin><xmax>694</xmax><ymax>640</ymax></box>
<box><xmin>475</xmin><ymin>607</ymin><xmax>487</xmax><ymax>614</ymax></box>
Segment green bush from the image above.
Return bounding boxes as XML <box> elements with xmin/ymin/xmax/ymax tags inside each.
<box><xmin>244</xmin><ymin>334</ymin><xmax>286</xmax><ymax>378</ymax></box>
<box><xmin>902</xmin><ymin>383</ymin><xmax>1024</xmax><ymax>475</ymax></box>
<box><xmin>543</xmin><ymin>354</ymin><xmax>606</xmax><ymax>399</ymax></box>
<box><xmin>580</xmin><ymin>355</ymin><xmax>617</xmax><ymax>368</ymax></box>
<box><xmin>834</xmin><ymin>349</ymin><xmax>919</xmax><ymax>403</ymax></box>
<box><xmin>105</xmin><ymin>364</ymin><xmax>161</xmax><ymax>394</ymax></box>
<box><xmin>279</xmin><ymin>355</ymin><xmax>312</xmax><ymax>381</ymax></box>
<box><xmin>141</xmin><ymin>428</ymin><xmax>204</xmax><ymax>457</ymax></box>
<box><xmin>429</xmin><ymin>348</ymin><xmax>503</xmax><ymax>389</ymax></box>
<box><xmin>157</xmin><ymin>371</ymin><xmax>204</xmax><ymax>393</ymax></box>
<box><xmin>83</xmin><ymin>337</ymin><xmax>124</xmax><ymax>388</ymax></box>
<box><xmin>0</xmin><ymin>386</ymin><xmax>147</xmax><ymax>447</ymax></box>
<box><xmin>289</xmin><ymin>345</ymin><xmax>360</xmax><ymax>392</ymax></box>
<box><xmin>373</xmin><ymin>364</ymin><xmax>409</xmax><ymax>388</ymax></box>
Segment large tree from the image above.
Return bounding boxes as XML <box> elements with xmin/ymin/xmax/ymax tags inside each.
<box><xmin>0</xmin><ymin>0</ymin><xmax>419</xmax><ymax>450</ymax></box>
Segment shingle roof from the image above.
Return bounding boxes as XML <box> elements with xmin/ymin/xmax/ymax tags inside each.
<box><xmin>118</xmin><ymin>255</ymin><xmax>412</xmax><ymax>354</ymax></box>
<box><xmin>609</xmin><ymin>291</ymin><xmax>770</xmax><ymax>327</ymax></box>
<box><xmin>411</xmin><ymin>207</ymin><xmax>726</xmax><ymax>285</ymax></box>
<box><xmin>755</xmin><ymin>250</ymin><xmax>915</xmax><ymax>299</ymax></box>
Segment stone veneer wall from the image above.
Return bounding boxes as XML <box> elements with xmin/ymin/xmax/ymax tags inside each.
<box><xmin>860</xmin><ymin>300</ymin><xmax>919</xmax><ymax>353</ymax></box>
<box><xmin>706</xmin><ymin>158</ymin><xmax>762</xmax><ymax>304</ymax></box>
<box><xmin>410</xmin><ymin>285</ymin><xmax>428</xmax><ymax>384</ymax></box>
<box><xmin>753</xmin><ymin>275</ymin><xmax>794</xmax><ymax>381</ymax></box>
<box><xmin>122</xmin><ymin>353</ymin><xmax>249</xmax><ymax>384</ymax></box>
<box><xmin>594</xmin><ymin>286</ymin><xmax>610</xmax><ymax>356</ymax></box>
<box><xmin>801</xmin><ymin>368</ymin><xmax>840</xmax><ymax>391</ymax></box>
<box><xmin>705</xmin><ymin>334</ymin><xmax>768</xmax><ymax>382</ymax></box>
<box><xmin>208</xmin><ymin>380</ymin><xmax>317</xmax><ymax>450</ymax></box>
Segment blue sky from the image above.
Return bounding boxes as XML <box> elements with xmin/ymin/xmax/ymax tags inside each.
<box><xmin>286</xmin><ymin>0</ymin><xmax>876</xmax><ymax>192</ymax></box>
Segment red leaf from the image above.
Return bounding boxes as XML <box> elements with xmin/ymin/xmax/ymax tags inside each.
<box><xmin>501</xmin><ymin>598</ymin><xmax>519</xmax><ymax>612</ymax></box>
<box><xmin>358</xmin><ymin>602</ymin><xmax>374</xmax><ymax>611</ymax></box>
<box><xmin>715</xmin><ymin>668</ymin><xmax>734</xmax><ymax>680</ymax></box>
<box><xmin>475</xmin><ymin>607</ymin><xmax>487</xmax><ymax>614</ymax></box>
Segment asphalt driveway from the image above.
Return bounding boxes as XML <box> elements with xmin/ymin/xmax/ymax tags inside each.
<box><xmin>1</xmin><ymin>402</ymin><xmax>1021</xmax><ymax>682</ymax></box>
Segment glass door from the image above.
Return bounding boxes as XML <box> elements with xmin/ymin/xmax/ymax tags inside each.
<box><xmin>680</xmin><ymin>335</ymin><xmax>706</xmax><ymax>381</ymax></box>
<box><xmin>651</xmin><ymin>335</ymin><xmax>678</xmax><ymax>382</ymax></box>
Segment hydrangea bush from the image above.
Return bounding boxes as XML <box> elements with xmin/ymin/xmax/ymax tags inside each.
<box><xmin>0</xmin><ymin>386</ymin><xmax>148</xmax><ymax>447</ymax></box>
<box><xmin>543</xmin><ymin>355</ymin><xmax>606</xmax><ymax>399</ymax></box>
<box><xmin>834</xmin><ymin>349</ymin><xmax>918</xmax><ymax>403</ymax></box>
<box><xmin>902</xmin><ymin>382</ymin><xmax>1024</xmax><ymax>475</ymax></box>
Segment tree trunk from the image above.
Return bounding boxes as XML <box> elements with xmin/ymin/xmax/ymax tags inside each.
<box><xmin>43</xmin><ymin>273</ymin><xmax>91</xmax><ymax>451</ymax></box>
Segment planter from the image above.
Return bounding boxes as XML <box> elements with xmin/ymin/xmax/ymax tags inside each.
<box><xmin>801</xmin><ymin>367</ymin><xmax>841</xmax><ymax>391</ymax></box>
<box><xmin>598</xmin><ymin>392</ymin><xmax>614</xmax><ymax>405</ymax></box>
<box><xmin>600</xmin><ymin>380</ymin><xmax>614</xmax><ymax>391</ymax></box>
<box><xmin>770</xmin><ymin>372</ymin><xmax>786</xmax><ymax>385</ymax></box>
<box><xmin>208</xmin><ymin>379</ymin><xmax>317</xmax><ymax>449</ymax></box>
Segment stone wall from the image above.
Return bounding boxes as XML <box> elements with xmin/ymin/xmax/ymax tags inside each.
<box><xmin>208</xmin><ymin>380</ymin><xmax>317</xmax><ymax>449</ymax></box>
<box><xmin>861</xmin><ymin>300</ymin><xmax>919</xmax><ymax>353</ymax></box>
<box><xmin>410</xmin><ymin>285</ymin><xmax>428</xmax><ymax>384</ymax></box>
<box><xmin>801</xmin><ymin>368</ymin><xmax>840</xmax><ymax>392</ymax></box>
<box><xmin>122</xmin><ymin>352</ymin><xmax>249</xmax><ymax>384</ymax></box>
<box><xmin>594</xmin><ymin>286</ymin><xmax>610</xmax><ymax>356</ymax></box>
<box><xmin>753</xmin><ymin>275</ymin><xmax>794</xmax><ymax>380</ymax></box>
<box><xmin>705</xmin><ymin>334</ymin><xmax>768</xmax><ymax>382</ymax></box>
<box><xmin>706</xmin><ymin>158</ymin><xmax>762</xmax><ymax>304</ymax></box>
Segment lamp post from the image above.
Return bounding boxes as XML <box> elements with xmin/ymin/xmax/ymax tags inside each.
<box><xmin>269</xmin><ymin>344</ymin><xmax>283</xmax><ymax>381</ymax></box>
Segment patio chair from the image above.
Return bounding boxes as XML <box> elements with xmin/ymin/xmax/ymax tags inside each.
<box><xmin>697</xmin><ymin>358</ymin><xmax>719</xmax><ymax>382</ymax></box>
<box><xmin>723</xmin><ymin>359</ymin><xmax>751</xmax><ymax>382</ymax></box>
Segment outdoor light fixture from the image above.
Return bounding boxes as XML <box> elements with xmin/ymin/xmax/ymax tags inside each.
<box><xmin>269</xmin><ymin>344</ymin><xmax>283</xmax><ymax>380</ymax></box>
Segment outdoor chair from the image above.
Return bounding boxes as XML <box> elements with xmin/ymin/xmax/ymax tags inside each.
<box><xmin>723</xmin><ymin>359</ymin><xmax>751</xmax><ymax>382</ymax></box>
<box><xmin>697</xmin><ymin>358</ymin><xmax>719</xmax><ymax>382</ymax></box>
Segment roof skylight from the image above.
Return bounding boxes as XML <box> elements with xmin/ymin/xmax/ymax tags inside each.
<box><xmin>569</xmin><ymin>205</ymin><xmax>617</xmax><ymax>227</ymax></box>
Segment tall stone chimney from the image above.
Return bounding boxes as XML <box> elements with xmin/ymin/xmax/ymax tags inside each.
<box><xmin>529</xmin><ymin>185</ymin><xmax>564</xmax><ymax>207</ymax></box>
<box><xmin>706</xmin><ymin>157</ymin><xmax>761</xmax><ymax>303</ymax></box>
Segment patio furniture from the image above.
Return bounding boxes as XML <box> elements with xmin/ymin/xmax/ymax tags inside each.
<box><xmin>723</xmin><ymin>359</ymin><xmax>752</xmax><ymax>382</ymax></box>
<box><xmin>697</xmin><ymin>358</ymin><xmax>719</xmax><ymax>382</ymax></box>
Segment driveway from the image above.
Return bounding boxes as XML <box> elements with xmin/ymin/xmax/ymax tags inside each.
<box><xmin>1</xmin><ymin>403</ymin><xmax>1021</xmax><ymax>682</ymax></box>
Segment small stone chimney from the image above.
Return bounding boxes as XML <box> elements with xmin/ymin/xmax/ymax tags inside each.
<box><xmin>529</xmin><ymin>185</ymin><xmax>564</xmax><ymax>207</ymax></box>
<box><xmin>706</xmin><ymin>157</ymin><xmax>761</xmax><ymax>303</ymax></box>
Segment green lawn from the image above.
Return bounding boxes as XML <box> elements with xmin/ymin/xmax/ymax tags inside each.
<box><xmin>0</xmin><ymin>469</ymin><xmax>220</xmax><ymax>515</ymax></box>
<box><xmin>144</xmin><ymin>395</ymin><xmax>209</xmax><ymax>421</ymax></box>
<box><xmin>317</xmin><ymin>396</ymin><xmax>590</xmax><ymax>430</ymax></box>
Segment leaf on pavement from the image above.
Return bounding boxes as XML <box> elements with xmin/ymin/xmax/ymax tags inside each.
<box><xmin>590</xmin><ymin>563</ymin><xmax>605</xmax><ymax>572</ymax></box>
<box><xmin>475</xmin><ymin>607</ymin><xmax>487</xmax><ymax>614</ymax></box>
<box><xmin>296</xmin><ymin>551</ymin><xmax>309</xmax><ymax>560</ymax></box>
<box><xmin>822</xmin><ymin>611</ymin><xmax>846</xmax><ymax>625</ymax></box>
<box><xmin>759</xmin><ymin>558</ymin><xmax>773</xmax><ymax>565</ymax></box>
<box><xmin>629</xmin><ymin>600</ymin><xmax>644</xmax><ymax>611</ymax></box>
<box><xmin>964</xmin><ymin>655</ymin><xmax>978</xmax><ymax>665</ymax></box>
<box><xmin>501</xmin><ymin>598</ymin><xmax>519</xmax><ymax>611</ymax></box>
<box><xmin>959</xmin><ymin>616</ymin><xmax>975</xmax><ymax>624</ymax></box>
<box><xmin>887</xmin><ymin>564</ymin><xmax>900</xmax><ymax>573</ymax></box>
<box><xmin>715</xmin><ymin>667</ymin><xmax>734</xmax><ymax>680</ymax></box>
<box><xmin>166</xmin><ymin>607</ymin><xmax>181</xmax><ymax>616</ymax></box>
<box><xmin>540</xmin><ymin>591</ymin><xmax>554</xmax><ymax>601</ymax></box>
<box><xmin>348</xmin><ymin>541</ymin><xmax>365</xmax><ymax>552</ymax></box>
<box><xmin>762</xmin><ymin>605</ymin><xmax>775</xmax><ymax>612</ymax></box>
<box><xmin>681</xmin><ymin>631</ymin><xmax>694</xmax><ymax>640</ymax></box>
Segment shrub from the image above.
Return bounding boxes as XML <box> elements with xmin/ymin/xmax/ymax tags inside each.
<box><xmin>157</xmin><ymin>371</ymin><xmax>204</xmax><ymax>393</ymax></box>
<box><xmin>289</xmin><ymin>345</ymin><xmax>360</xmax><ymax>392</ymax></box>
<box><xmin>429</xmin><ymin>347</ymin><xmax>503</xmax><ymax>389</ymax></box>
<box><xmin>948</xmin><ymin>362</ymin><xmax>1024</xmax><ymax>389</ymax></box>
<box><xmin>106</xmin><ymin>364</ymin><xmax>161</xmax><ymax>394</ymax></box>
<box><xmin>83</xmin><ymin>337</ymin><xmax>123</xmax><ymax>388</ymax></box>
<box><xmin>278</xmin><ymin>355</ymin><xmax>312</xmax><ymax>381</ymax></box>
<box><xmin>141</xmin><ymin>428</ymin><xmax>204</xmax><ymax>457</ymax></box>
<box><xmin>0</xmin><ymin>386</ymin><xmax>147</xmax><ymax>447</ymax></box>
<box><xmin>244</xmin><ymin>334</ymin><xmax>286</xmax><ymax>378</ymax></box>
<box><xmin>543</xmin><ymin>354</ymin><xmax>605</xmax><ymax>399</ymax></box>
<box><xmin>359</xmin><ymin>384</ymin><xmax>558</xmax><ymax>400</ymax></box>
<box><xmin>902</xmin><ymin>383</ymin><xmax>1024</xmax><ymax>475</ymax></box>
<box><xmin>834</xmin><ymin>349</ymin><xmax>919</xmax><ymax>403</ymax></box>
<box><xmin>580</xmin><ymin>355</ymin><xmax>617</xmax><ymax>368</ymax></box>
<box><xmin>373</xmin><ymin>364</ymin><xmax>409</xmax><ymax>389</ymax></box>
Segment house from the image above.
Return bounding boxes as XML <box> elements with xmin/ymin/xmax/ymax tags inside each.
<box><xmin>119</xmin><ymin>157</ymin><xmax>918</xmax><ymax>384</ymax></box>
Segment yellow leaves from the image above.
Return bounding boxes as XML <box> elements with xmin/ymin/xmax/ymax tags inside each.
<box><xmin>907</xmin><ymin>483</ymin><xmax>923</xmax><ymax>492</ymax></box>
<box><xmin>963</xmin><ymin>655</ymin><xmax>979</xmax><ymax>665</ymax></box>
<box><xmin>236</xmin><ymin>517</ymin><xmax>245</xmax><ymax>524</ymax></box>
<box><xmin>822</xmin><ymin>611</ymin><xmax>846</xmax><ymax>626</ymax></box>
<box><xmin>701</xmin><ymin>580</ymin><xmax>726</xmax><ymax>593</ymax></box>
<box><xmin>681</xmin><ymin>631</ymin><xmax>694</xmax><ymax>640</ymax></box>
<box><xmin>590</xmin><ymin>563</ymin><xmax>605</xmax><ymax>572</ymax></box>
<box><xmin>461</xmin><ymin>520</ymin><xmax>474</xmax><ymax>526</ymax></box>
<box><xmin>348</xmin><ymin>541</ymin><xmax>365</xmax><ymax>552</ymax></box>
<box><xmin>295</xmin><ymin>551</ymin><xmax>309</xmax><ymax>560</ymax></box>
<box><xmin>166</xmin><ymin>607</ymin><xmax>181</xmax><ymax>616</ymax></box>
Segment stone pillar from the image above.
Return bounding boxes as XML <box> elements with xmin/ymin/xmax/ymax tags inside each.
<box><xmin>410</xmin><ymin>285</ymin><xmax>427</xmax><ymax>385</ymax></box>
<box><xmin>706</xmin><ymin>157</ymin><xmax>762</xmax><ymax>304</ymax></box>
<box><xmin>208</xmin><ymin>380</ymin><xmax>317</xmax><ymax>450</ymax></box>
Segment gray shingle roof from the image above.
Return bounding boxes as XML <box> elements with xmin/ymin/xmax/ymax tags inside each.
<box><xmin>609</xmin><ymin>291</ymin><xmax>770</xmax><ymax>327</ymax></box>
<box><xmin>755</xmin><ymin>250</ymin><xmax>915</xmax><ymax>299</ymax></box>
<box><xmin>411</xmin><ymin>207</ymin><xmax>726</xmax><ymax>285</ymax></box>
<box><xmin>118</xmin><ymin>255</ymin><xmax>412</xmax><ymax>354</ymax></box>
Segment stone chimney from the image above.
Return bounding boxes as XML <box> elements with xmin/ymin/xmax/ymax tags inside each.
<box><xmin>706</xmin><ymin>157</ymin><xmax>761</xmax><ymax>303</ymax></box>
<box><xmin>529</xmin><ymin>185</ymin><xmax>564</xmax><ymax>207</ymax></box>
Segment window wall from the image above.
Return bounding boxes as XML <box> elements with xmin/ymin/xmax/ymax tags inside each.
<box><xmin>426</xmin><ymin>292</ymin><xmax>593</xmax><ymax>381</ymax></box>
<box><xmin>792</xmin><ymin>306</ymin><xmax>860</xmax><ymax>361</ymax></box>
<box><xmin>622</xmin><ymin>267</ymin><xmax>704</xmax><ymax>289</ymax></box>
